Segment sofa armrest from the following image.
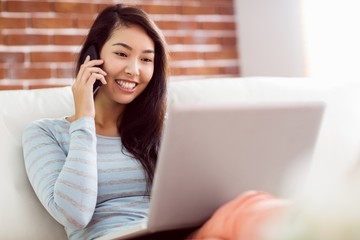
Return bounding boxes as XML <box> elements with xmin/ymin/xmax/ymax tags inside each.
<box><xmin>0</xmin><ymin>87</ymin><xmax>73</xmax><ymax>240</ymax></box>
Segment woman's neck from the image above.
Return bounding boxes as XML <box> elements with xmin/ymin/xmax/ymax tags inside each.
<box><xmin>94</xmin><ymin>95</ymin><xmax>125</xmax><ymax>137</ymax></box>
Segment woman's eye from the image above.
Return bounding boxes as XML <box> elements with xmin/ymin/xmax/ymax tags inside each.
<box><xmin>142</xmin><ymin>58</ymin><xmax>153</xmax><ymax>63</ymax></box>
<box><xmin>115</xmin><ymin>52</ymin><xmax>127</xmax><ymax>57</ymax></box>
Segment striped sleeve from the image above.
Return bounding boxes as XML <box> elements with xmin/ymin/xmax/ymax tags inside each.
<box><xmin>22</xmin><ymin>117</ymin><xmax>98</xmax><ymax>229</ymax></box>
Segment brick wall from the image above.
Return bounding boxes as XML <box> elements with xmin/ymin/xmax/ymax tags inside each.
<box><xmin>0</xmin><ymin>0</ymin><xmax>239</xmax><ymax>90</ymax></box>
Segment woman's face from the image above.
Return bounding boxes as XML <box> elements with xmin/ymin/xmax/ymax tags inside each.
<box><xmin>97</xmin><ymin>24</ymin><xmax>155</xmax><ymax>105</ymax></box>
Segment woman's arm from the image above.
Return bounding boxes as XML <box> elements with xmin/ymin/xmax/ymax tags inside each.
<box><xmin>23</xmin><ymin>55</ymin><xmax>106</xmax><ymax>229</ymax></box>
<box><xmin>22</xmin><ymin>117</ymin><xmax>98</xmax><ymax>229</ymax></box>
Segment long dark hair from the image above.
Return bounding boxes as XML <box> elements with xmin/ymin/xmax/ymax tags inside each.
<box><xmin>75</xmin><ymin>4</ymin><xmax>169</xmax><ymax>192</ymax></box>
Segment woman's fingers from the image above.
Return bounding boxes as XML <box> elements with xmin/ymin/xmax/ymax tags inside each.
<box><xmin>83</xmin><ymin>58</ymin><xmax>104</xmax><ymax>69</ymax></box>
<box><xmin>73</xmin><ymin>72</ymin><xmax>106</xmax><ymax>92</ymax></box>
<box><xmin>76</xmin><ymin>55</ymin><xmax>91</xmax><ymax>80</ymax></box>
<box><xmin>80</xmin><ymin>67</ymin><xmax>107</xmax><ymax>80</ymax></box>
<box><xmin>84</xmin><ymin>55</ymin><xmax>91</xmax><ymax>64</ymax></box>
<box><xmin>76</xmin><ymin>61</ymin><xmax>107</xmax><ymax>87</ymax></box>
<box><xmin>90</xmin><ymin>67</ymin><xmax>107</xmax><ymax>77</ymax></box>
<box><xmin>87</xmin><ymin>72</ymin><xmax>107</xmax><ymax>86</ymax></box>
<box><xmin>76</xmin><ymin>57</ymin><xmax>106</xmax><ymax>83</ymax></box>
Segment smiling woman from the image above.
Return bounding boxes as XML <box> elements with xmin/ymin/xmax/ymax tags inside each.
<box><xmin>22</xmin><ymin>4</ymin><xmax>168</xmax><ymax>240</ymax></box>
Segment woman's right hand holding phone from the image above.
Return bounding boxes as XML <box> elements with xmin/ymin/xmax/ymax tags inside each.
<box><xmin>72</xmin><ymin>56</ymin><xmax>107</xmax><ymax>120</ymax></box>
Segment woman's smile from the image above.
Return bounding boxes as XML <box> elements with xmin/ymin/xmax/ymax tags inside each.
<box><xmin>115</xmin><ymin>79</ymin><xmax>138</xmax><ymax>92</ymax></box>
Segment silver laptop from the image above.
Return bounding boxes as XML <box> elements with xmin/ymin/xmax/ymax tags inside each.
<box><xmin>96</xmin><ymin>101</ymin><xmax>325</xmax><ymax>240</ymax></box>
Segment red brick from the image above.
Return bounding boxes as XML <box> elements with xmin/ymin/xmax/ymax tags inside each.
<box><xmin>185</xmin><ymin>67</ymin><xmax>223</xmax><ymax>75</ymax></box>
<box><xmin>0</xmin><ymin>52</ymin><xmax>25</xmax><ymax>63</ymax></box>
<box><xmin>31</xmin><ymin>17</ymin><xmax>74</xmax><ymax>28</ymax></box>
<box><xmin>53</xmin><ymin>2</ymin><xmax>96</xmax><ymax>13</ymax></box>
<box><xmin>164</xmin><ymin>36</ymin><xmax>184</xmax><ymax>45</ymax></box>
<box><xmin>0</xmin><ymin>84</ymin><xmax>24</xmax><ymax>90</ymax></box>
<box><xmin>75</xmin><ymin>15</ymin><xmax>96</xmax><ymax>29</ymax></box>
<box><xmin>204</xmin><ymin>50</ymin><xmax>238</xmax><ymax>60</ymax></box>
<box><xmin>142</xmin><ymin>5</ymin><xmax>179</xmax><ymax>14</ymax></box>
<box><xmin>0</xmin><ymin>17</ymin><xmax>27</xmax><ymax>29</ymax></box>
<box><xmin>169</xmin><ymin>67</ymin><xmax>185</xmax><ymax>76</ymax></box>
<box><xmin>200</xmin><ymin>22</ymin><xmax>236</xmax><ymax>30</ymax></box>
<box><xmin>183</xmin><ymin>36</ymin><xmax>219</xmax><ymax>45</ymax></box>
<box><xmin>6</xmin><ymin>1</ymin><xmax>51</xmax><ymax>12</ymax></box>
<box><xmin>222</xmin><ymin>66</ymin><xmax>240</xmax><ymax>75</ymax></box>
<box><xmin>178</xmin><ymin>21</ymin><xmax>200</xmax><ymax>30</ymax></box>
<box><xmin>209</xmin><ymin>0</ymin><xmax>234</xmax><ymax>6</ymax></box>
<box><xmin>170</xmin><ymin>51</ymin><xmax>202</xmax><ymax>61</ymax></box>
<box><xmin>181</xmin><ymin>0</ymin><xmax>233</xmax><ymax>3</ymax></box>
<box><xmin>181</xmin><ymin>6</ymin><xmax>217</xmax><ymax>15</ymax></box>
<box><xmin>97</xmin><ymin>3</ymin><xmax>113</xmax><ymax>13</ymax></box>
<box><xmin>54</xmin><ymin>34</ymin><xmax>85</xmax><ymax>45</ymax></box>
<box><xmin>30</xmin><ymin>52</ymin><xmax>76</xmax><ymax>63</ymax></box>
<box><xmin>56</xmin><ymin>67</ymin><xmax>75</xmax><ymax>79</ymax></box>
<box><xmin>219</xmin><ymin>6</ymin><xmax>234</xmax><ymax>15</ymax></box>
<box><xmin>156</xmin><ymin>20</ymin><xmax>199</xmax><ymax>30</ymax></box>
<box><xmin>9</xmin><ymin>65</ymin><xmax>52</xmax><ymax>79</ymax></box>
<box><xmin>0</xmin><ymin>66</ymin><xmax>6</xmax><ymax>79</ymax></box>
<box><xmin>220</xmin><ymin>37</ymin><xmax>237</xmax><ymax>46</ymax></box>
<box><xmin>155</xmin><ymin>21</ymin><xmax>178</xmax><ymax>30</ymax></box>
<box><xmin>0</xmin><ymin>32</ymin><xmax>4</xmax><ymax>45</ymax></box>
<box><xmin>5</xmin><ymin>34</ymin><xmax>50</xmax><ymax>45</ymax></box>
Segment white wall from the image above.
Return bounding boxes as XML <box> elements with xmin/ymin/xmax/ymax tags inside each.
<box><xmin>234</xmin><ymin>0</ymin><xmax>360</xmax><ymax>80</ymax></box>
<box><xmin>234</xmin><ymin>0</ymin><xmax>306</xmax><ymax>77</ymax></box>
<box><xmin>302</xmin><ymin>0</ymin><xmax>360</xmax><ymax>80</ymax></box>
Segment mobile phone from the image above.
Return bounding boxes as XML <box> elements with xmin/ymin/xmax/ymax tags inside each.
<box><xmin>82</xmin><ymin>45</ymin><xmax>102</xmax><ymax>94</ymax></box>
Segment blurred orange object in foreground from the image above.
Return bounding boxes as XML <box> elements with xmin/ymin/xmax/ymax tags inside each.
<box><xmin>189</xmin><ymin>191</ymin><xmax>291</xmax><ymax>240</ymax></box>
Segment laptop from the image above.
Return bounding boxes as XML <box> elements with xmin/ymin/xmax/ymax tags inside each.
<box><xmin>96</xmin><ymin>101</ymin><xmax>325</xmax><ymax>240</ymax></box>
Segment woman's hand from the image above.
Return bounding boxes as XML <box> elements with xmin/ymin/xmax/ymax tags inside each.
<box><xmin>189</xmin><ymin>191</ymin><xmax>291</xmax><ymax>240</ymax></box>
<box><xmin>72</xmin><ymin>56</ymin><xmax>107</xmax><ymax>120</ymax></box>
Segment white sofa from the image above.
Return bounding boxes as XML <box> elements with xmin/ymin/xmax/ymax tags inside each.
<box><xmin>2</xmin><ymin>77</ymin><xmax>360</xmax><ymax>240</ymax></box>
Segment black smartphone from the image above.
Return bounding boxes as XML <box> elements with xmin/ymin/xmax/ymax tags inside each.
<box><xmin>82</xmin><ymin>45</ymin><xmax>102</xmax><ymax>94</ymax></box>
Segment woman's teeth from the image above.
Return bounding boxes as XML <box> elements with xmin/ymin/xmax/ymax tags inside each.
<box><xmin>116</xmin><ymin>80</ymin><xmax>136</xmax><ymax>90</ymax></box>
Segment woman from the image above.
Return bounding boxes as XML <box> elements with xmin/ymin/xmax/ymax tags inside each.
<box><xmin>23</xmin><ymin>4</ymin><xmax>289</xmax><ymax>240</ymax></box>
<box><xmin>22</xmin><ymin>4</ymin><xmax>168</xmax><ymax>239</ymax></box>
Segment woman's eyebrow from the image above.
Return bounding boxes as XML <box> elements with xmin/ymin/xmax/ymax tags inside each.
<box><xmin>112</xmin><ymin>42</ymin><xmax>154</xmax><ymax>54</ymax></box>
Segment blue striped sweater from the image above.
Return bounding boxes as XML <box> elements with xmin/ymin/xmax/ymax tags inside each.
<box><xmin>22</xmin><ymin>117</ymin><xmax>150</xmax><ymax>240</ymax></box>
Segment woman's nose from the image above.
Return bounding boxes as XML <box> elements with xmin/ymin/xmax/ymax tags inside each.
<box><xmin>125</xmin><ymin>59</ymin><xmax>140</xmax><ymax>77</ymax></box>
